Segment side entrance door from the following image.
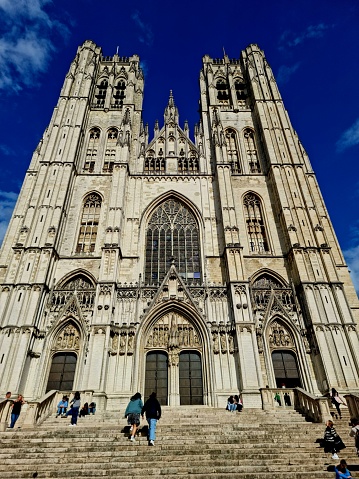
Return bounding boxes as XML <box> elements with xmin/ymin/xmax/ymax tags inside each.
<box><xmin>46</xmin><ymin>352</ymin><xmax>77</xmax><ymax>392</ymax></box>
<box><xmin>179</xmin><ymin>351</ymin><xmax>203</xmax><ymax>405</ymax></box>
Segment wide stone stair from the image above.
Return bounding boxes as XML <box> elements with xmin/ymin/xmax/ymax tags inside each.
<box><xmin>0</xmin><ymin>405</ymin><xmax>358</xmax><ymax>478</ymax></box>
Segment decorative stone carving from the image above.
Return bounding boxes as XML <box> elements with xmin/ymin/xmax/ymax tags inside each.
<box><xmin>146</xmin><ymin>314</ymin><xmax>201</xmax><ymax>350</ymax></box>
<box><xmin>54</xmin><ymin>324</ymin><xmax>80</xmax><ymax>350</ymax></box>
<box><xmin>268</xmin><ymin>321</ymin><xmax>293</xmax><ymax>349</ymax></box>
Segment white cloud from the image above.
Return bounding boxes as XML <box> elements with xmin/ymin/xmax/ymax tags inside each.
<box><xmin>336</xmin><ymin>118</ymin><xmax>359</xmax><ymax>152</ymax></box>
<box><xmin>0</xmin><ymin>190</ymin><xmax>18</xmax><ymax>246</ymax></box>
<box><xmin>279</xmin><ymin>24</ymin><xmax>331</xmax><ymax>49</ymax></box>
<box><xmin>277</xmin><ymin>63</ymin><xmax>300</xmax><ymax>85</ymax></box>
<box><xmin>343</xmin><ymin>244</ymin><xmax>359</xmax><ymax>295</ymax></box>
<box><xmin>0</xmin><ymin>0</ymin><xmax>69</xmax><ymax>91</ymax></box>
<box><xmin>131</xmin><ymin>11</ymin><xmax>154</xmax><ymax>46</ymax></box>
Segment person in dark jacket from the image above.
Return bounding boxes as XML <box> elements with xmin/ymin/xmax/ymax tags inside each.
<box><xmin>141</xmin><ymin>392</ymin><xmax>161</xmax><ymax>446</ymax></box>
<box><xmin>323</xmin><ymin>420</ymin><xmax>346</xmax><ymax>460</ymax></box>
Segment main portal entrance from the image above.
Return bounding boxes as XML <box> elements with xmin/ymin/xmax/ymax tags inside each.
<box><xmin>179</xmin><ymin>351</ymin><xmax>203</xmax><ymax>405</ymax></box>
<box><xmin>144</xmin><ymin>313</ymin><xmax>205</xmax><ymax>405</ymax></box>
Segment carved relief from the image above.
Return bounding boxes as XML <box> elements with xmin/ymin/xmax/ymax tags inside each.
<box><xmin>268</xmin><ymin>321</ymin><xmax>293</xmax><ymax>349</ymax></box>
<box><xmin>54</xmin><ymin>324</ymin><xmax>80</xmax><ymax>351</ymax></box>
<box><xmin>146</xmin><ymin>314</ymin><xmax>201</xmax><ymax>351</ymax></box>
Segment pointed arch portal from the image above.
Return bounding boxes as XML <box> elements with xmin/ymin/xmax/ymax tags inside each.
<box><xmin>46</xmin><ymin>352</ymin><xmax>77</xmax><ymax>392</ymax></box>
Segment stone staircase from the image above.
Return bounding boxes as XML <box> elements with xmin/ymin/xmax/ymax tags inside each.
<box><xmin>0</xmin><ymin>405</ymin><xmax>358</xmax><ymax>478</ymax></box>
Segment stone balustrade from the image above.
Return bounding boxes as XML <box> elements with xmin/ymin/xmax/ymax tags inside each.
<box><xmin>260</xmin><ymin>387</ymin><xmax>331</xmax><ymax>423</ymax></box>
<box><xmin>344</xmin><ymin>392</ymin><xmax>359</xmax><ymax>420</ymax></box>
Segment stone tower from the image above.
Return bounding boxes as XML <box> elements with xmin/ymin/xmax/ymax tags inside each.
<box><xmin>0</xmin><ymin>41</ymin><xmax>358</xmax><ymax>409</ymax></box>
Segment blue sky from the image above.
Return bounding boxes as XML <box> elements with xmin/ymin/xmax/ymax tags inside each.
<box><xmin>0</xmin><ymin>0</ymin><xmax>358</xmax><ymax>292</ymax></box>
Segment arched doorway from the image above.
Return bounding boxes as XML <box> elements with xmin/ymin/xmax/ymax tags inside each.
<box><xmin>179</xmin><ymin>351</ymin><xmax>203</xmax><ymax>405</ymax></box>
<box><xmin>272</xmin><ymin>350</ymin><xmax>301</xmax><ymax>388</ymax></box>
<box><xmin>46</xmin><ymin>352</ymin><xmax>77</xmax><ymax>392</ymax></box>
<box><xmin>144</xmin><ymin>313</ymin><xmax>204</xmax><ymax>406</ymax></box>
<box><xmin>144</xmin><ymin>351</ymin><xmax>168</xmax><ymax>405</ymax></box>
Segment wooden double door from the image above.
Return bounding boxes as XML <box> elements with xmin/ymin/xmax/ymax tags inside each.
<box><xmin>46</xmin><ymin>352</ymin><xmax>77</xmax><ymax>392</ymax></box>
<box><xmin>144</xmin><ymin>350</ymin><xmax>203</xmax><ymax>405</ymax></box>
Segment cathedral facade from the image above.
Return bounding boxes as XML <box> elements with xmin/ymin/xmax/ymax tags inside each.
<box><xmin>0</xmin><ymin>40</ymin><xmax>358</xmax><ymax>410</ymax></box>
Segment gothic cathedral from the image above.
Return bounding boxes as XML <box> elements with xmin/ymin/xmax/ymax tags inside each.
<box><xmin>0</xmin><ymin>41</ymin><xmax>358</xmax><ymax>410</ymax></box>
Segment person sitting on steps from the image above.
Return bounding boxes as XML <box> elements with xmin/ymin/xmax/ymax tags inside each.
<box><xmin>56</xmin><ymin>396</ymin><xmax>68</xmax><ymax>417</ymax></box>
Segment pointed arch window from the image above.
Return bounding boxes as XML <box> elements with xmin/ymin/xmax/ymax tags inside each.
<box><xmin>145</xmin><ymin>199</ymin><xmax>201</xmax><ymax>283</ymax></box>
<box><xmin>178</xmin><ymin>152</ymin><xmax>199</xmax><ymax>174</ymax></box>
<box><xmin>225</xmin><ymin>128</ymin><xmax>241</xmax><ymax>173</ymax></box>
<box><xmin>216</xmin><ymin>79</ymin><xmax>229</xmax><ymax>103</ymax></box>
<box><xmin>243</xmin><ymin>193</ymin><xmax>269</xmax><ymax>254</ymax></box>
<box><xmin>103</xmin><ymin>128</ymin><xmax>118</xmax><ymax>172</ymax></box>
<box><xmin>76</xmin><ymin>193</ymin><xmax>102</xmax><ymax>254</ymax></box>
<box><xmin>112</xmin><ymin>80</ymin><xmax>126</xmax><ymax>108</ymax></box>
<box><xmin>84</xmin><ymin>128</ymin><xmax>100</xmax><ymax>172</ymax></box>
<box><xmin>95</xmin><ymin>79</ymin><xmax>108</xmax><ymax>107</ymax></box>
<box><xmin>244</xmin><ymin>129</ymin><xmax>261</xmax><ymax>173</ymax></box>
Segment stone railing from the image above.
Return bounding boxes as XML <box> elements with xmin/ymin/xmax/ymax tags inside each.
<box><xmin>20</xmin><ymin>390</ymin><xmax>95</xmax><ymax>428</ymax></box>
<box><xmin>344</xmin><ymin>392</ymin><xmax>359</xmax><ymax>419</ymax></box>
<box><xmin>260</xmin><ymin>387</ymin><xmax>331</xmax><ymax>423</ymax></box>
<box><xmin>260</xmin><ymin>388</ymin><xmax>295</xmax><ymax>410</ymax></box>
<box><xmin>0</xmin><ymin>399</ymin><xmax>13</xmax><ymax>431</ymax></box>
<box><xmin>293</xmin><ymin>387</ymin><xmax>331</xmax><ymax>423</ymax></box>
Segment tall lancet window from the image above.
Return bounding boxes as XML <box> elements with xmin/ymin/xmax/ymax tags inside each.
<box><xmin>103</xmin><ymin>128</ymin><xmax>118</xmax><ymax>172</ymax></box>
<box><xmin>225</xmin><ymin>128</ymin><xmax>241</xmax><ymax>173</ymax></box>
<box><xmin>243</xmin><ymin>193</ymin><xmax>269</xmax><ymax>254</ymax></box>
<box><xmin>84</xmin><ymin>128</ymin><xmax>100</xmax><ymax>172</ymax></box>
<box><xmin>244</xmin><ymin>128</ymin><xmax>261</xmax><ymax>173</ymax></box>
<box><xmin>76</xmin><ymin>193</ymin><xmax>102</xmax><ymax>254</ymax></box>
<box><xmin>112</xmin><ymin>80</ymin><xmax>126</xmax><ymax>107</ymax></box>
<box><xmin>145</xmin><ymin>199</ymin><xmax>201</xmax><ymax>283</ymax></box>
<box><xmin>95</xmin><ymin>79</ymin><xmax>108</xmax><ymax>106</ymax></box>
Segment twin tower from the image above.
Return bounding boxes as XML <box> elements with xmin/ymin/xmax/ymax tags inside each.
<box><xmin>0</xmin><ymin>40</ymin><xmax>358</xmax><ymax>409</ymax></box>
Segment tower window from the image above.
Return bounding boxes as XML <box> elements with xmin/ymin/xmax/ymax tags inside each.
<box><xmin>243</xmin><ymin>193</ymin><xmax>269</xmax><ymax>254</ymax></box>
<box><xmin>244</xmin><ymin>128</ymin><xmax>261</xmax><ymax>173</ymax></box>
<box><xmin>84</xmin><ymin>128</ymin><xmax>100</xmax><ymax>172</ymax></box>
<box><xmin>216</xmin><ymin>79</ymin><xmax>229</xmax><ymax>103</ymax></box>
<box><xmin>76</xmin><ymin>193</ymin><xmax>102</xmax><ymax>254</ymax></box>
<box><xmin>225</xmin><ymin>128</ymin><xmax>241</xmax><ymax>173</ymax></box>
<box><xmin>95</xmin><ymin>79</ymin><xmax>108</xmax><ymax>106</ymax></box>
<box><xmin>145</xmin><ymin>199</ymin><xmax>201</xmax><ymax>283</ymax></box>
<box><xmin>112</xmin><ymin>80</ymin><xmax>126</xmax><ymax>108</ymax></box>
<box><xmin>103</xmin><ymin>128</ymin><xmax>118</xmax><ymax>172</ymax></box>
<box><xmin>235</xmin><ymin>79</ymin><xmax>247</xmax><ymax>101</ymax></box>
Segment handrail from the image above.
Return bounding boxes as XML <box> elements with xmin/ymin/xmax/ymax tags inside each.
<box><xmin>344</xmin><ymin>392</ymin><xmax>359</xmax><ymax>419</ymax></box>
<box><xmin>20</xmin><ymin>390</ymin><xmax>95</xmax><ymax>428</ymax></box>
<box><xmin>260</xmin><ymin>387</ymin><xmax>331</xmax><ymax>423</ymax></box>
<box><xmin>0</xmin><ymin>399</ymin><xmax>13</xmax><ymax>431</ymax></box>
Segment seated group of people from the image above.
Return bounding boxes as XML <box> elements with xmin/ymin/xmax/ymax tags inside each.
<box><xmin>226</xmin><ymin>394</ymin><xmax>243</xmax><ymax>412</ymax></box>
<box><xmin>56</xmin><ymin>396</ymin><xmax>96</xmax><ymax>417</ymax></box>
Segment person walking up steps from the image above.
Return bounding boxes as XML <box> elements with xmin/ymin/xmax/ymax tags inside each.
<box><xmin>331</xmin><ymin>388</ymin><xmax>347</xmax><ymax>419</ymax></box>
<box><xmin>125</xmin><ymin>392</ymin><xmax>143</xmax><ymax>442</ymax></box>
<box><xmin>349</xmin><ymin>418</ymin><xmax>359</xmax><ymax>456</ymax></box>
<box><xmin>142</xmin><ymin>392</ymin><xmax>161</xmax><ymax>446</ymax></box>
<box><xmin>66</xmin><ymin>391</ymin><xmax>81</xmax><ymax>426</ymax></box>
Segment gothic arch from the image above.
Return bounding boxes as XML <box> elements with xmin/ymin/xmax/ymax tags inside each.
<box><xmin>139</xmin><ymin>192</ymin><xmax>205</xmax><ymax>284</ymax></box>
<box><xmin>242</xmin><ymin>192</ymin><xmax>270</xmax><ymax>254</ymax></box>
<box><xmin>55</xmin><ymin>269</ymin><xmax>97</xmax><ymax>290</ymax></box>
<box><xmin>250</xmin><ymin>269</ymin><xmax>288</xmax><ymax>288</ymax></box>
<box><xmin>134</xmin><ymin>303</ymin><xmax>213</xmax><ymax>406</ymax></box>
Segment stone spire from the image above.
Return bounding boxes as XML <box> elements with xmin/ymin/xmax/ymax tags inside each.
<box><xmin>164</xmin><ymin>90</ymin><xmax>179</xmax><ymax>125</ymax></box>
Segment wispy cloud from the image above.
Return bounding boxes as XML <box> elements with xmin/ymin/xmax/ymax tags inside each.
<box><xmin>0</xmin><ymin>190</ymin><xmax>18</xmax><ymax>246</ymax></box>
<box><xmin>343</xmin><ymin>244</ymin><xmax>359</xmax><ymax>295</ymax></box>
<box><xmin>131</xmin><ymin>10</ymin><xmax>154</xmax><ymax>46</ymax></box>
<box><xmin>336</xmin><ymin>118</ymin><xmax>359</xmax><ymax>152</ymax></box>
<box><xmin>277</xmin><ymin>63</ymin><xmax>300</xmax><ymax>85</ymax></box>
<box><xmin>0</xmin><ymin>0</ymin><xmax>70</xmax><ymax>92</ymax></box>
<box><xmin>279</xmin><ymin>23</ymin><xmax>331</xmax><ymax>50</ymax></box>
